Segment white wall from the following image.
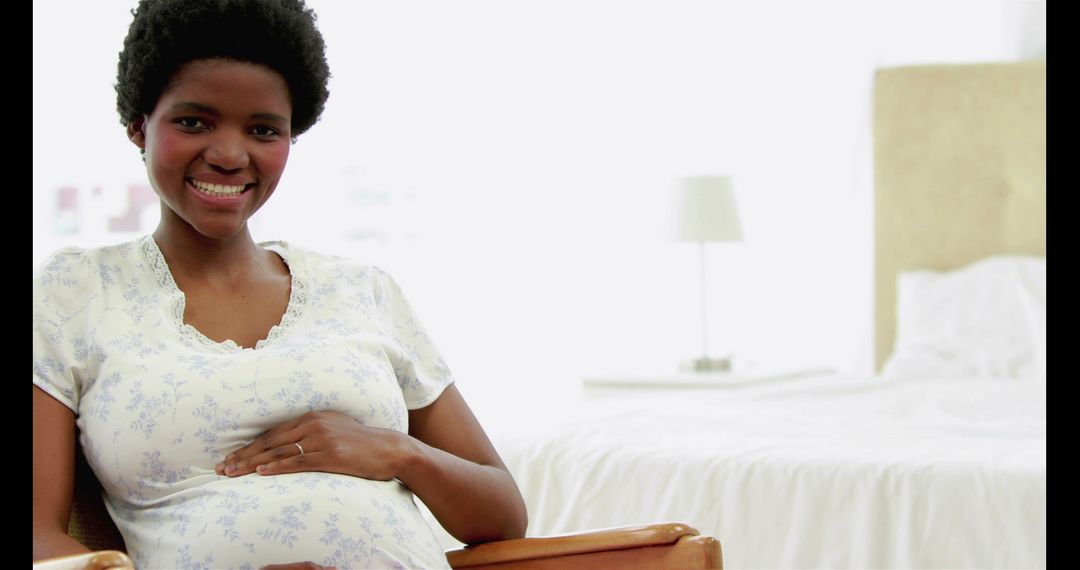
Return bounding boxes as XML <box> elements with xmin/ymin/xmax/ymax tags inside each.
<box><xmin>33</xmin><ymin>1</ymin><xmax>1045</xmax><ymax>421</ymax></box>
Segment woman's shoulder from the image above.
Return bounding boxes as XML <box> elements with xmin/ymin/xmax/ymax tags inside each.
<box><xmin>262</xmin><ymin>240</ymin><xmax>397</xmax><ymax>284</ymax></box>
<box><xmin>34</xmin><ymin>236</ymin><xmax>150</xmax><ymax>291</ymax></box>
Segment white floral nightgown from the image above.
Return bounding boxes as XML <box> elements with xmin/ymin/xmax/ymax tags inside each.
<box><xmin>33</xmin><ymin>236</ymin><xmax>454</xmax><ymax>570</ymax></box>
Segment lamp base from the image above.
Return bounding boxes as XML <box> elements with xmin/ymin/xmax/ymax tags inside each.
<box><xmin>679</xmin><ymin>355</ymin><xmax>735</xmax><ymax>373</ymax></box>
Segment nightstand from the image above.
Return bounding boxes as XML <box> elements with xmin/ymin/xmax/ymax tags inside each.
<box><xmin>582</xmin><ymin>366</ymin><xmax>835</xmax><ymax>392</ymax></box>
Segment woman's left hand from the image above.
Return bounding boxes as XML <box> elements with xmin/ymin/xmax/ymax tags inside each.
<box><xmin>215</xmin><ymin>410</ymin><xmax>413</xmax><ymax>480</ymax></box>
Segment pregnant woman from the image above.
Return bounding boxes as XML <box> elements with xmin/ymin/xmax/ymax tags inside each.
<box><xmin>32</xmin><ymin>1</ymin><xmax>528</xmax><ymax>568</ymax></box>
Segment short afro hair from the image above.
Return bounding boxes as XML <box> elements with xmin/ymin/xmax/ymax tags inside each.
<box><xmin>116</xmin><ymin>0</ymin><xmax>331</xmax><ymax>138</ymax></box>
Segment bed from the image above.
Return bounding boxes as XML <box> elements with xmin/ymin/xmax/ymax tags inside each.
<box><xmin>473</xmin><ymin>61</ymin><xmax>1047</xmax><ymax>569</ymax></box>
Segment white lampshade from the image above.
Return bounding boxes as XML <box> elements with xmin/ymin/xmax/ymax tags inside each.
<box><xmin>676</xmin><ymin>176</ymin><xmax>744</xmax><ymax>243</ymax></box>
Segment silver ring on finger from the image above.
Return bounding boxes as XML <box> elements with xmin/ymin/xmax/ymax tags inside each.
<box><xmin>294</xmin><ymin>442</ymin><xmax>305</xmax><ymax>456</ymax></box>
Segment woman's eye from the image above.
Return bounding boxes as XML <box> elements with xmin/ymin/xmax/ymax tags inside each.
<box><xmin>175</xmin><ymin>117</ymin><xmax>207</xmax><ymax>130</ymax></box>
<box><xmin>252</xmin><ymin>125</ymin><xmax>280</xmax><ymax>138</ymax></box>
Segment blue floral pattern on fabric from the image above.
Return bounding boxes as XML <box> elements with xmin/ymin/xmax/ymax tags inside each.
<box><xmin>33</xmin><ymin>236</ymin><xmax>454</xmax><ymax>569</ymax></box>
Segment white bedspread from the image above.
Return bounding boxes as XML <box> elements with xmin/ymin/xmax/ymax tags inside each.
<box><xmin>488</xmin><ymin>374</ymin><xmax>1045</xmax><ymax>569</ymax></box>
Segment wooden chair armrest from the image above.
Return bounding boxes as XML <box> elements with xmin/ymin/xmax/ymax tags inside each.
<box><xmin>33</xmin><ymin>550</ymin><xmax>134</xmax><ymax>570</ymax></box>
<box><xmin>446</xmin><ymin>522</ymin><xmax>714</xmax><ymax>568</ymax></box>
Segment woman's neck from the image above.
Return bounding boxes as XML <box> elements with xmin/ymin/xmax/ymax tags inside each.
<box><xmin>152</xmin><ymin>223</ymin><xmax>273</xmax><ymax>284</ymax></box>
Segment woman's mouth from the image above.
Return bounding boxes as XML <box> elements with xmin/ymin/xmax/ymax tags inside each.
<box><xmin>188</xmin><ymin>178</ymin><xmax>253</xmax><ymax>197</ymax></box>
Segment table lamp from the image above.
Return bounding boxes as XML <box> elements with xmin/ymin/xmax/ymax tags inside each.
<box><xmin>676</xmin><ymin>175</ymin><xmax>744</xmax><ymax>373</ymax></box>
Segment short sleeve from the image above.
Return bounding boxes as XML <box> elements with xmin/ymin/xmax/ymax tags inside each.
<box><xmin>371</xmin><ymin>268</ymin><xmax>454</xmax><ymax>409</ymax></box>
<box><xmin>33</xmin><ymin>247</ymin><xmax>98</xmax><ymax>413</ymax></box>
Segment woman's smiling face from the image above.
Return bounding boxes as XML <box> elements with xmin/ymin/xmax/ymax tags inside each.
<box><xmin>128</xmin><ymin>58</ymin><xmax>293</xmax><ymax>242</ymax></box>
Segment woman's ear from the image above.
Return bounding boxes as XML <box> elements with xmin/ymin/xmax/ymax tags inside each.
<box><xmin>127</xmin><ymin>116</ymin><xmax>147</xmax><ymax>148</ymax></box>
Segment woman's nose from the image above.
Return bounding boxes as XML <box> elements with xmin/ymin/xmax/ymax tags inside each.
<box><xmin>204</xmin><ymin>131</ymin><xmax>250</xmax><ymax>171</ymax></box>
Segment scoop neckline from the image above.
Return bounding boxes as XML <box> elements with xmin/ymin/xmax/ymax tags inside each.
<box><xmin>142</xmin><ymin>235</ymin><xmax>307</xmax><ymax>352</ymax></box>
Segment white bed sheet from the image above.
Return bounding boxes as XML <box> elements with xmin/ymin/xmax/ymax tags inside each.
<box><xmin>488</xmin><ymin>374</ymin><xmax>1045</xmax><ymax>569</ymax></box>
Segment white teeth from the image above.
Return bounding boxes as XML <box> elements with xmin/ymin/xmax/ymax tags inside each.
<box><xmin>191</xmin><ymin>179</ymin><xmax>247</xmax><ymax>197</ymax></box>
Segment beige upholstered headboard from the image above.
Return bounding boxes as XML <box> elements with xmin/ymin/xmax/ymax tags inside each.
<box><xmin>873</xmin><ymin>61</ymin><xmax>1046</xmax><ymax>372</ymax></box>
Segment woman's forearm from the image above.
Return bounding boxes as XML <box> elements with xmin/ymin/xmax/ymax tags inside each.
<box><xmin>33</xmin><ymin>528</ymin><xmax>93</xmax><ymax>561</ymax></box>
<box><xmin>397</xmin><ymin>435</ymin><xmax>527</xmax><ymax>545</ymax></box>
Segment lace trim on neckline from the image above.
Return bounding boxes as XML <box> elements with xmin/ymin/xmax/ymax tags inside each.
<box><xmin>141</xmin><ymin>235</ymin><xmax>307</xmax><ymax>352</ymax></box>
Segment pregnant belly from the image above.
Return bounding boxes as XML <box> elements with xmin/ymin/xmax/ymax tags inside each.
<box><xmin>110</xmin><ymin>471</ymin><xmax>449</xmax><ymax>570</ymax></box>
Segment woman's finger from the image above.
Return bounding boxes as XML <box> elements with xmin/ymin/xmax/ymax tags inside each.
<box><xmin>255</xmin><ymin>449</ymin><xmax>321</xmax><ymax>476</ymax></box>
<box><xmin>217</xmin><ymin>425</ymin><xmax>309</xmax><ymax>475</ymax></box>
<box><xmin>219</xmin><ymin>418</ymin><xmax>300</xmax><ymax>459</ymax></box>
<box><xmin>222</xmin><ymin>439</ymin><xmax>311</xmax><ymax>476</ymax></box>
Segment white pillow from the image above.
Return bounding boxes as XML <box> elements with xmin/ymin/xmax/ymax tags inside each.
<box><xmin>880</xmin><ymin>256</ymin><xmax>1045</xmax><ymax>381</ymax></box>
